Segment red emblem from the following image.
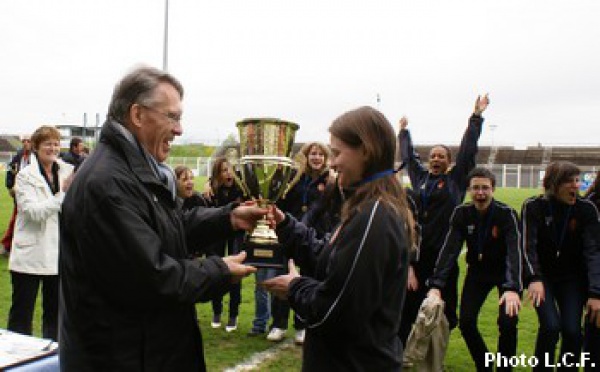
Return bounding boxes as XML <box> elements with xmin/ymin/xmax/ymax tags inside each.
<box><xmin>569</xmin><ymin>218</ymin><xmax>577</xmax><ymax>231</ymax></box>
<box><xmin>437</xmin><ymin>180</ymin><xmax>445</xmax><ymax>189</ymax></box>
<box><xmin>492</xmin><ymin>226</ymin><xmax>499</xmax><ymax>239</ymax></box>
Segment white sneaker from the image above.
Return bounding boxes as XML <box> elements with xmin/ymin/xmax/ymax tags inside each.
<box><xmin>266</xmin><ymin>327</ymin><xmax>286</xmax><ymax>341</ymax></box>
<box><xmin>294</xmin><ymin>329</ymin><xmax>305</xmax><ymax>345</ymax></box>
<box><xmin>225</xmin><ymin>318</ymin><xmax>238</xmax><ymax>332</ymax></box>
<box><xmin>211</xmin><ymin>315</ymin><xmax>221</xmax><ymax>329</ymax></box>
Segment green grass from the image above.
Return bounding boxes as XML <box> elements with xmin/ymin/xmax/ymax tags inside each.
<box><xmin>0</xmin><ymin>172</ymin><xmax>548</xmax><ymax>371</ymax></box>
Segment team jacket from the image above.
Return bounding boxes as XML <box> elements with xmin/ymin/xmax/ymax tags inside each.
<box><xmin>521</xmin><ymin>195</ymin><xmax>600</xmax><ymax>298</ymax></box>
<box><xmin>276</xmin><ymin>200</ymin><xmax>409</xmax><ymax>371</ymax></box>
<box><xmin>278</xmin><ymin>169</ymin><xmax>329</xmax><ymax>219</ymax></box>
<box><xmin>6</xmin><ymin>149</ymin><xmax>31</xmax><ymax>190</ymax></box>
<box><xmin>428</xmin><ymin>199</ymin><xmax>523</xmax><ymax>292</ymax></box>
<box><xmin>398</xmin><ymin>114</ymin><xmax>483</xmax><ymax>271</ymax></box>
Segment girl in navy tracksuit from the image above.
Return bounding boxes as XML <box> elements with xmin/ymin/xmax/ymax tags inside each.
<box><xmin>582</xmin><ymin>170</ymin><xmax>600</xmax><ymax>370</ymax></box>
<box><xmin>268</xmin><ymin>142</ymin><xmax>331</xmax><ymax>342</ymax></box>
<box><xmin>204</xmin><ymin>158</ymin><xmax>245</xmax><ymax>331</ymax></box>
<box><xmin>397</xmin><ymin>94</ymin><xmax>489</xmax><ymax>343</ymax></box>
<box><xmin>264</xmin><ymin>106</ymin><xmax>414</xmax><ymax>371</ymax></box>
<box><xmin>522</xmin><ymin>162</ymin><xmax>600</xmax><ymax>371</ymax></box>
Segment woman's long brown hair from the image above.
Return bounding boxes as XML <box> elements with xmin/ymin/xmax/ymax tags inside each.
<box><xmin>329</xmin><ymin>106</ymin><xmax>415</xmax><ymax>248</ymax></box>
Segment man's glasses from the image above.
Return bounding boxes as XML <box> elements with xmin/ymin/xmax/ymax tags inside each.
<box><xmin>140</xmin><ymin>104</ymin><xmax>182</xmax><ymax>124</ymax></box>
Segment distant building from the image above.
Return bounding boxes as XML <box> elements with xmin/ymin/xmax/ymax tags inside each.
<box><xmin>56</xmin><ymin>124</ymin><xmax>101</xmax><ymax>149</ymax></box>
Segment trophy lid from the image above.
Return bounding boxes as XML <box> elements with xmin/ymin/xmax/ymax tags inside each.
<box><xmin>235</xmin><ymin>117</ymin><xmax>299</xmax><ymax>158</ymax></box>
<box><xmin>236</xmin><ymin>117</ymin><xmax>299</xmax><ymax>131</ymax></box>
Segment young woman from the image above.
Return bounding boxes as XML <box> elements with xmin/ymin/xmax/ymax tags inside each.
<box><xmin>397</xmin><ymin>94</ymin><xmax>490</xmax><ymax>343</ymax></box>
<box><xmin>582</xmin><ymin>170</ymin><xmax>600</xmax><ymax>370</ymax></box>
<box><xmin>174</xmin><ymin>165</ymin><xmax>210</xmax><ymax>210</ymax></box>
<box><xmin>8</xmin><ymin>125</ymin><xmax>74</xmax><ymax>340</ymax></box>
<box><xmin>268</xmin><ymin>142</ymin><xmax>331</xmax><ymax>344</ymax></box>
<box><xmin>263</xmin><ymin>106</ymin><xmax>414</xmax><ymax>371</ymax></box>
<box><xmin>204</xmin><ymin>158</ymin><xmax>245</xmax><ymax>332</ymax></box>
<box><xmin>522</xmin><ymin>161</ymin><xmax>600</xmax><ymax>371</ymax></box>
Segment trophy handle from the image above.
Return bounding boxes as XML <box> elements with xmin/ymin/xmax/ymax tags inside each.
<box><xmin>232</xmin><ymin>170</ymin><xmax>252</xmax><ymax>199</ymax></box>
<box><xmin>283</xmin><ymin>156</ymin><xmax>306</xmax><ymax>199</ymax></box>
<box><xmin>225</xmin><ymin>148</ymin><xmax>252</xmax><ymax>198</ymax></box>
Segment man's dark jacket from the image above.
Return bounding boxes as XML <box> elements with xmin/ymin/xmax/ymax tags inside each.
<box><xmin>6</xmin><ymin>149</ymin><xmax>29</xmax><ymax>190</ymax></box>
<box><xmin>59</xmin><ymin>119</ymin><xmax>237</xmax><ymax>371</ymax></box>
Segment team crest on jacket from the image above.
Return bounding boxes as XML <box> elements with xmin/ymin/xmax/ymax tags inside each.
<box><xmin>318</xmin><ymin>183</ymin><xmax>325</xmax><ymax>192</ymax></box>
<box><xmin>569</xmin><ymin>218</ymin><xmax>577</xmax><ymax>231</ymax></box>
<box><xmin>492</xmin><ymin>225</ymin><xmax>499</xmax><ymax>238</ymax></box>
<box><xmin>467</xmin><ymin>225</ymin><xmax>475</xmax><ymax>235</ymax></box>
<box><xmin>437</xmin><ymin>180</ymin><xmax>445</xmax><ymax>189</ymax></box>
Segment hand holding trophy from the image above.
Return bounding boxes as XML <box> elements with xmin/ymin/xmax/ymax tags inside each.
<box><xmin>229</xmin><ymin>118</ymin><xmax>299</xmax><ymax>269</ymax></box>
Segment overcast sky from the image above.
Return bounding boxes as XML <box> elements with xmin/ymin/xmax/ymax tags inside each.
<box><xmin>1</xmin><ymin>1</ymin><xmax>599</xmax><ymax>147</ymax></box>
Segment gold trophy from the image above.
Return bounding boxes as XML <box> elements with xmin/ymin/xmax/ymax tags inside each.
<box><xmin>232</xmin><ymin>118</ymin><xmax>299</xmax><ymax>268</ymax></box>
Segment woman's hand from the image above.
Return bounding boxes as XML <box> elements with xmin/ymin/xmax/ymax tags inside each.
<box><xmin>261</xmin><ymin>259</ymin><xmax>300</xmax><ymax>300</ymax></box>
<box><xmin>527</xmin><ymin>281</ymin><xmax>545</xmax><ymax>307</ymax></box>
<box><xmin>473</xmin><ymin>93</ymin><xmax>490</xmax><ymax>115</ymax></box>
<box><xmin>499</xmin><ymin>291</ymin><xmax>521</xmax><ymax>317</ymax></box>
<box><xmin>407</xmin><ymin>265</ymin><xmax>419</xmax><ymax>291</ymax></box>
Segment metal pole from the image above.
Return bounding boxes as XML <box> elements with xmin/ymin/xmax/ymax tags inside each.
<box><xmin>83</xmin><ymin>112</ymin><xmax>88</xmax><ymax>148</ymax></box>
<box><xmin>163</xmin><ymin>0</ymin><xmax>169</xmax><ymax>71</ymax></box>
<box><xmin>95</xmin><ymin>113</ymin><xmax>100</xmax><ymax>149</ymax></box>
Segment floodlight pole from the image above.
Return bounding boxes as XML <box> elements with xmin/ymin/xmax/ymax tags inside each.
<box><xmin>490</xmin><ymin>124</ymin><xmax>498</xmax><ymax>147</ymax></box>
<box><xmin>163</xmin><ymin>0</ymin><xmax>169</xmax><ymax>71</ymax></box>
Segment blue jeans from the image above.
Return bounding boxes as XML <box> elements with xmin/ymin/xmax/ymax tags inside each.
<box><xmin>251</xmin><ymin>268</ymin><xmax>276</xmax><ymax>332</ymax></box>
<box><xmin>533</xmin><ymin>278</ymin><xmax>586</xmax><ymax>371</ymax></box>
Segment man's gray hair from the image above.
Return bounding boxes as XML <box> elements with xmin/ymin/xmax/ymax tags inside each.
<box><xmin>107</xmin><ymin>65</ymin><xmax>184</xmax><ymax>124</ymax></box>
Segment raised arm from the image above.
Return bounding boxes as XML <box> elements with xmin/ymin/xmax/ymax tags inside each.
<box><xmin>398</xmin><ymin>116</ymin><xmax>428</xmax><ymax>188</ymax></box>
<box><xmin>451</xmin><ymin>94</ymin><xmax>489</xmax><ymax>189</ymax></box>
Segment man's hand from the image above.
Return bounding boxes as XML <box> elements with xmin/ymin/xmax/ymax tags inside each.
<box><xmin>398</xmin><ymin>116</ymin><xmax>408</xmax><ymax>132</ymax></box>
<box><xmin>427</xmin><ymin>288</ymin><xmax>442</xmax><ymax>300</ymax></box>
<box><xmin>407</xmin><ymin>265</ymin><xmax>419</xmax><ymax>291</ymax></box>
<box><xmin>222</xmin><ymin>251</ymin><xmax>256</xmax><ymax>283</ymax></box>
<box><xmin>527</xmin><ymin>281</ymin><xmax>545</xmax><ymax>307</ymax></box>
<box><xmin>261</xmin><ymin>259</ymin><xmax>300</xmax><ymax>300</ymax></box>
<box><xmin>230</xmin><ymin>203</ymin><xmax>269</xmax><ymax>231</ymax></box>
<box><xmin>474</xmin><ymin>93</ymin><xmax>490</xmax><ymax>115</ymax></box>
<box><xmin>586</xmin><ymin>297</ymin><xmax>600</xmax><ymax>328</ymax></box>
<box><xmin>499</xmin><ymin>291</ymin><xmax>521</xmax><ymax>317</ymax></box>
<box><xmin>8</xmin><ymin>188</ymin><xmax>15</xmax><ymax>198</ymax></box>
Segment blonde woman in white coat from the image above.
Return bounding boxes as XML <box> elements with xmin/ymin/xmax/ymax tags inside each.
<box><xmin>8</xmin><ymin>125</ymin><xmax>74</xmax><ymax>340</ymax></box>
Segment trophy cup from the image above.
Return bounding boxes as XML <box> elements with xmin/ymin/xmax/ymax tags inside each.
<box><xmin>232</xmin><ymin>118</ymin><xmax>299</xmax><ymax>269</ymax></box>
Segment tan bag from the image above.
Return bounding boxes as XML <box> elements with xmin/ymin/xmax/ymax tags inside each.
<box><xmin>402</xmin><ymin>296</ymin><xmax>450</xmax><ymax>372</ymax></box>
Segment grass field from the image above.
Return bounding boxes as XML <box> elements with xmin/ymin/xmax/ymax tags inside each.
<box><xmin>0</xmin><ymin>172</ymin><xmax>547</xmax><ymax>371</ymax></box>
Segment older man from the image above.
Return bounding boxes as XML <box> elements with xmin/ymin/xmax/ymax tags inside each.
<box><xmin>59</xmin><ymin>66</ymin><xmax>262</xmax><ymax>371</ymax></box>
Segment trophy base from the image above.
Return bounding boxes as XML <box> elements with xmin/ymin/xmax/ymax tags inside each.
<box><xmin>243</xmin><ymin>240</ymin><xmax>286</xmax><ymax>269</ymax></box>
